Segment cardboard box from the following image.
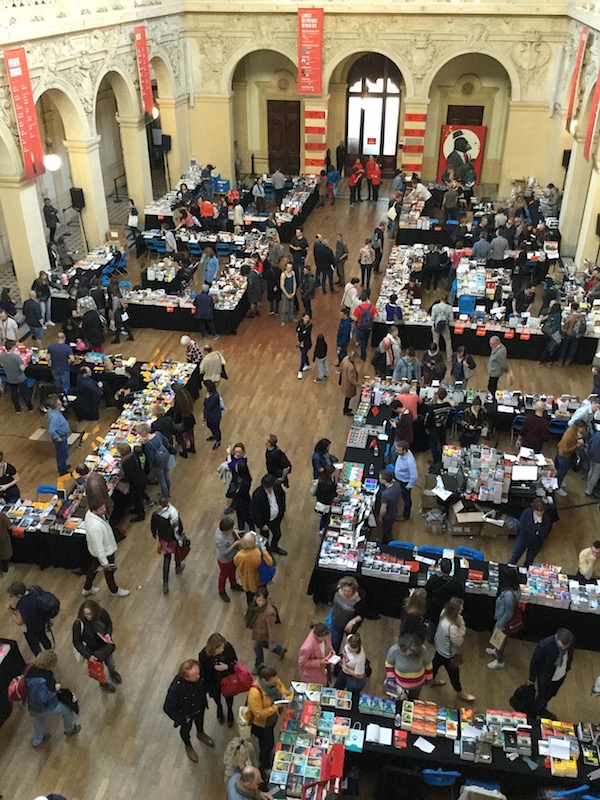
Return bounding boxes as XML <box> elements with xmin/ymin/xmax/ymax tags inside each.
<box><xmin>420</xmin><ymin>490</ymin><xmax>439</xmax><ymax>511</ymax></box>
<box><xmin>480</xmin><ymin>518</ymin><xmax>507</xmax><ymax>538</ymax></box>
<box><xmin>425</xmin><ymin>521</ymin><xmax>445</xmax><ymax>535</ymax></box>
<box><xmin>106</xmin><ymin>225</ymin><xmax>126</xmax><ymax>250</ymax></box>
<box><xmin>448</xmin><ymin>500</ymin><xmax>485</xmax><ymax>537</ymax></box>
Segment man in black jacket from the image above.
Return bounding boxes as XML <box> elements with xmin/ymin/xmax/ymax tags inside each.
<box><xmin>313</xmin><ymin>234</ymin><xmax>335</xmax><ymax>295</ymax></box>
<box><xmin>528</xmin><ymin>629</ymin><xmax>574</xmax><ymax>716</ymax></box>
<box><xmin>425</xmin><ymin>558</ymin><xmax>464</xmax><ymax>642</ymax></box>
<box><xmin>264</xmin><ymin>434</ymin><xmax>292</xmax><ymax>487</ymax></box>
<box><xmin>251</xmin><ymin>474</ymin><xmax>287</xmax><ymax>555</ymax></box>
<box><xmin>163</xmin><ymin>659</ymin><xmax>214</xmax><ymax>763</ymax></box>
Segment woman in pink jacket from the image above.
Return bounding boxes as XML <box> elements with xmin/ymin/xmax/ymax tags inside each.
<box><xmin>298</xmin><ymin>622</ymin><xmax>334</xmax><ymax>685</ymax></box>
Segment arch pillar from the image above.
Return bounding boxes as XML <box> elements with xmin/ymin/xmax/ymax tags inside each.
<box><xmin>575</xmin><ymin>162</ymin><xmax>600</xmax><ymax>266</ymax></box>
<box><xmin>303</xmin><ymin>96</ymin><xmax>329</xmax><ymax>175</ymax></box>
<box><xmin>116</xmin><ymin>115</ymin><xmax>153</xmax><ymax>209</ymax></box>
<box><xmin>156</xmin><ymin>96</ymin><xmax>189</xmax><ymax>185</ymax></box>
<box><xmin>0</xmin><ymin>176</ymin><xmax>50</xmax><ymax>299</ymax></box>
<box><xmin>401</xmin><ymin>99</ymin><xmax>429</xmax><ymax>178</ymax></box>
<box><xmin>560</xmin><ymin>134</ymin><xmax>594</xmax><ymax>257</ymax></box>
<box><xmin>189</xmin><ymin>93</ymin><xmax>235</xmax><ymax>183</ymax></box>
<box><xmin>63</xmin><ymin>136</ymin><xmax>109</xmax><ymax>247</ymax></box>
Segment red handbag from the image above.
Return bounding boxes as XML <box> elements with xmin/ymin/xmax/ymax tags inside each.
<box><xmin>87</xmin><ymin>657</ymin><xmax>106</xmax><ymax>683</ymax></box>
<box><xmin>220</xmin><ymin>662</ymin><xmax>253</xmax><ymax>697</ymax></box>
<box><xmin>505</xmin><ymin>604</ymin><xmax>525</xmax><ymax>637</ymax></box>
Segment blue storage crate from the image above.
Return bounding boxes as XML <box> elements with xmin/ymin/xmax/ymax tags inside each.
<box><xmin>216</xmin><ymin>179</ymin><xmax>230</xmax><ymax>192</ymax></box>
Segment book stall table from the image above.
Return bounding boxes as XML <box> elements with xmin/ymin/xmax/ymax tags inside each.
<box><xmin>7</xmin><ymin>361</ymin><xmax>198</xmax><ymax>571</ymax></box>
<box><xmin>267</xmin><ymin>683</ymin><xmax>590</xmax><ymax>799</ymax></box>
<box><xmin>141</xmin><ymin>264</ymin><xmax>186</xmax><ymax>293</ymax></box>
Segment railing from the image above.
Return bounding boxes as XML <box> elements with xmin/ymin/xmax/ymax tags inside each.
<box><xmin>112</xmin><ymin>172</ymin><xmax>127</xmax><ymax>203</ymax></box>
<box><xmin>250</xmin><ymin>154</ymin><xmax>269</xmax><ymax>177</ymax></box>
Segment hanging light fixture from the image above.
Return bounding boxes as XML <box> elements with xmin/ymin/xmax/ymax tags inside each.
<box><xmin>152</xmin><ymin>105</ymin><xmax>160</xmax><ymax>120</ymax></box>
<box><xmin>43</xmin><ymin>138</ymin><xmax>62</xmax><ymax>171</ymax></box>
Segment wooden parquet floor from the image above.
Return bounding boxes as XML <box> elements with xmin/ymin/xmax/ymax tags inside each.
<box><xmin>1</xmin><ymin>192</ymin><xmax>599</xmax><ymax>800</ymax></box>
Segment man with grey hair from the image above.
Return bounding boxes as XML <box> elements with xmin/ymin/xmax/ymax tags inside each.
<box><xmin>487</xmin><ymin>335</ymin><xmax>510</xmax><ymax>397</ymax></box>
<box><xmin>227</xmin><ymin>765</ymin><xmax>272</xmax><ymax>800</ymax></box>
<box><xmin>192</xmin><ymin>284</ymin><xmax>219</xmax><ymax>340</ymax></box>
<box><xmin>527</xmin><ymin>629</ymin><xmax>574</xmax><ymax>717</ymax></box>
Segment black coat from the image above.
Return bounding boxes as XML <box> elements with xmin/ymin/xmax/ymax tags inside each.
<box><xmin>151</xmin><ymin>415</ymin><xmax>175</xmax><ymax>443</ymax></box>
<box><xmin>82</xmin><ymin>310</ymin><xmax>105</xmax><ymax>347</ymax></box>
<box><xmin>251</xmin><ymin>484</ymin><xmax>286</xmax><ymax>528</ymax></box>
<box><xmin>313</xmin><ymin>241</ymin><xmax>334</xmax><ymax>272</ymax></box>
<box><xmin>163</xmin><ymin>675</ymin><xmax>207</xmax><ymax>727</ymax></box>
<box><xmin>425</xmin><ymin>573</ymin><xmax>465</xmax><ymax>623</ymax></box>
<box><xmin>198</xmin><ymin>642</ymin><xmax>238</xmax><ymax>699</ymax></box>
<box><xmin>529</xmin><ymin>635</ymin><xmax>573</xmax><ymax>690</ymax></box>
<box><xmin>72</xmin><ymin>608</ymin><xmax>115</xmax><ymax>661</ymax></box>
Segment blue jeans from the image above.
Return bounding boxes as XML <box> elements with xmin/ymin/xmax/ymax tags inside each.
<box><xmin>509</xmin><ymin>534</ymin><xmax>542</xmax><ymax>568</ymax></box>
<box><xmin>356</xmin><ymin>328</ymin><xmax>370</xmax><ymax>360</ymax></box>
<box><xmin>299</xmin><ymin>347</ymin><xmax>310</xmax><ymax>371</ymax></box>
<box><xmin>153</xmin><ymin>463</ymin><xmax>171</xmax><ymax>499</ymax></box>
<box><xmin>334</xmin><ymin>671</ymin><xmax>367</xmax><ymax>694</ymax></box>
<box><xmin>316</xmin><ymin>357</ymin><xmax>329</xmax><ymax>379</ymax></box>
<box><xmin>30</xmin><ymin>326</ymin><xmax>43</xmax><ymax>341</ymax></box>
<box><xmin>53</xmin><ymin>438</ymin><xmax>69</xmax><ymax>474</ymax></box>
<box><xmin>555</xmin><ymin>453</ymin><xmax>570</xmax><ymax>486</ymax></box>
<box><xmin>559</xmin><ymin>334</ymin><xmax>579</xmax><ymax>364</ymax></box>
<box><xmin>31</xmin><ymin>700</ymin><xmax>75</xmax><ymax>746</ymax></box>
<box><xmin>52</xmin><ymin>369</ymin><xmax>71</xmax><ymax>393</ymax></box>
<box><xmin>330</xmin><ymin>625</ymin><xmax>344</xmax><ymax>654</ymax></box>
<box><xmin>279</xmin><ymin>296</ymin><xmax>294</xmax><ymax>323</ymax></box>
<box><xmin>253</xmin><ymin>640</ymin><xmax>284</xmax><ymax>670</ymax></box>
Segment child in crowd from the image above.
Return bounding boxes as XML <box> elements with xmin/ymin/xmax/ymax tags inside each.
<box><xmin>313</xmin><ymin>333</ymin><xmax>329</xmax><ymax>383</ymax></box>
<box><xmin>385</xmin><ymin>293</ymin><xmax>403</xmax><ymax>324</ymax></box>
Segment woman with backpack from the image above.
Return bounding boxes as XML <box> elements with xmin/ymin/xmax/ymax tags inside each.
<box><xmin>245</xmin><ymin>585</ymin><xmax>287</xmax><ymax>671</ymax></box>
<box><xmin>25</xmin><ymin>649</ymin><xmax>81</xmax><ymax>747</ymax></box>
<box><xmin>151</xmin><ymin>500</ymin><xmax>190</xmax><ymax>594</ymax></box>
<box><xmin>233</xmin><ymin>532</ymin><xmax>273</xmax><ymax>606</ymax></box>
<box><xmin>72</xmin><ymin>600</ymin><xmax>122</xmax><ymax>693</ymax></box>
<box><xmin>138</xmin><ymin>423</ymin><xmax>173</xmax><ymax>503</ymax></box>
<box><xmin>486</xmin><ymin>568</ymin><xmax>521</xmax><ymax>670</ymax></box>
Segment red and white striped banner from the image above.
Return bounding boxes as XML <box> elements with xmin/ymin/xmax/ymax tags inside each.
<box><xmin>402</xmin><ymin>111</ymin><xmax>427</xmax><ymax>176</ymax></box>
<box><xmin>304</xmin><ymin>106</ymin><xmax>327</xmax><ymax>174</ymax></box>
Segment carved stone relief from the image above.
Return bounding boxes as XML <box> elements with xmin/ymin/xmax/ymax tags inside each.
<box><xmin>510</xmin><ymin>32</ymin><xmax>551</xmax><ymax>91</ymax></box>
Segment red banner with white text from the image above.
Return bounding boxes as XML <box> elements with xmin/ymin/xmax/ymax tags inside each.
<box><xmin>4</xmin><ymin>47</ymin><xmax>45</xmax><ymax>180</ymax></box>
<box><xmin>298</xmin><ymin>8</ymin><xmax>324</xmax><ymax>95</ymax></box>
<box><xmin>567</xmin><ymin>26</ymin><xmax>589</xmax><ymax>131</ymax></box>
<box><xmin>134</xmin><ymin>26</ymin><xmax>154</xmax><ymax>117</ymax></box>
<box><xmin>584</xmin><ymin>69</ymin><xmax>600</xmax><ymax>160</ymax></box>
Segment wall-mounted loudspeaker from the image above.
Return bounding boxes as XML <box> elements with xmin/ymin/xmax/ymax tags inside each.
<box><xmin>562</xmin><ymin>149</ymin><xmax>572</xmax><ymax>169</ymax></box>
<box><xmin>162</xmin><ymin>135</ymin><xmax>172</xmax><ymax>153</ymax></box>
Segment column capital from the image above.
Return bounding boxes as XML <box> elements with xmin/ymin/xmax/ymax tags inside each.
<box><xmin>194</xmin><ymin>92</ymin><xmax>233</xmax><ymax>104</ymax></box>
<box><xmin>0</xmin><ymin>174</ymin><xmax>29</xmax><ymax>190</ymax></box>
<box><xmin>402</xmin><ymin>98</ymin><xmax>430</xmax><ymax>111</ymax></box>
<box><xmin>303</xmin><ymin>95</ymin><xmax>331</xmax><ymax>108</ymax></box>
<box><xmin>116</xmin><ymin>115</ymin><xmax>146</xmax><ymax>130</ymax></box>
<box><xmin>63</xmin><ymin>136</ymin><xmax>102</xmax><ymax>155</ymax></box>
<box><xmin>157</xmin><ymin>95</ymin><xmax>189</xmax><ymax>112</ymax></box>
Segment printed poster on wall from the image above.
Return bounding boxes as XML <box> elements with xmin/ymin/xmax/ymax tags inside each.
<box><xmin>567</xmin><ymin>25</ymin><xmax>589</xmax><ymax>131</ymax></box>
<box><xmin>4</xmin><ymin>47</ymin><xmax>45</xmax><ymax>180</ymax></box>
<box><xmin>437</xmin><ymin>125</ymin><xmax>486</xmax><ymax>184</ymax></box>
<box><xmin>134</xmin><ymin>26</ymin><xmax>154</xmax><ymax>117</ymax></box>
<box><xmin>298</xmin><ymin>8</ymin><xmax>324</xmax><ymax>95</ymax></box>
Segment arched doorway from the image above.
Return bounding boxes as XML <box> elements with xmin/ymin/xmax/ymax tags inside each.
<box><xmin>231</xmin><ymin>50</ymin><xmax>299</xmax><ymax>176</ymax></box>
<box><xmin>345</xmin><ymin>54</ymin><xmax>403</xmax><ymax>174</ymax></box>
<box><xmin>424</xmin><ymin>54</ymin><xmax>512</xmax><ymax>188</ymax></box>
<box><xmin>94</xmin><ymin>74</ymin><xmax>127</xmax><ymax>218</ymax></box>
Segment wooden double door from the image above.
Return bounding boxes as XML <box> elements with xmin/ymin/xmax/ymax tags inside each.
<box><xmin>267</xmin><ymin>100</ymin><xmax>300</xmax><ymax>176</ymax></box>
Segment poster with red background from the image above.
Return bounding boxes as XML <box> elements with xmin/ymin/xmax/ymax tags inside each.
<box><xmin>4</xmin><ymin>47</ymin><xmax>45</xmax><ymax>180</ymax></box>
<box><xmin>298</xmin><ymin>8</ymin><xmax>324</xmax><ymax>95</ymax></box>
<box><xmin>437</xmin><ymin>125</ymin><xmax>486</xmax><ymax>184</ymax></box>
<box><xmin>134</xmin><ymin>26</ymin><xmax>154</xmax><ymax>117</ymax></box>
<box><xmin>584</xmin><ymin>67</ymin><xmax>600</xmax><ymax>160</ymax></box>
<box><xmin>567</xmin><ymin>26</ymin><xmax>589</xmax><ymax>131</ymax></box>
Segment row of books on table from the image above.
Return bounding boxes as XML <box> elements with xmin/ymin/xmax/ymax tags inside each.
<box><xmin>123</xmin><ymin>271</ymin><xmax>248</xmax><ymax>311</ymax></box>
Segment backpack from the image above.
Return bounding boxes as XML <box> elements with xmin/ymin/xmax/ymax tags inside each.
<box><xmin>29</xmin><ymin>585</ymin><xmax>60</xmax><ymax>620</ymax></box>
<box><xmin>357</xmin><ymin>305</ymin><xmax>374</xmax><ymax>332</ymax></box>
<box><xmin>8</xmin><ymin>664</ymin><xmax>32</xmax><ymax>703</ymax></box>
<box><xmin>572</xmin><ymin>314</ymin><xmax>587</xmax><ymax>339</ymax></box>
<box><xmin>435</xmin><ymin>318</ymin><xmax>447</xmax><ymax>332</ymax></box>
<box><xmin>371</xmin><ymin>232</ymin><xmax>380</xmax><ymax>250</ymax></box>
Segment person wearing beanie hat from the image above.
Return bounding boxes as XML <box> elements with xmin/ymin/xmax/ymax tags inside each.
<box><xmin>180</xmin><ymin>335</ymin><xmax>202</xmax><ymax>364</ymax></box>
<box><xmin>251</xmin><ymin>474</ymin><xmax>287</xmax><ymax>555</ymax></box>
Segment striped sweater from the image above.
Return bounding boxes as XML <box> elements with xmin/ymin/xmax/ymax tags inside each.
<box><xmin>385</xmin><ymin>643</ymin><xmax>433</xmax><ymax>691</ymax></box>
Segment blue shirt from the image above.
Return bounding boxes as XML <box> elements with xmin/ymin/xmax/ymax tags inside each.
<box><xmin>394</xmin><ymin>451</ymin><xmax>417</xmax><ymax>488</ymax></box>
<box><xmin>48</xmin><ymin>342</ymin><xmax>73</xmax><ymax>372</ymax></box>
<box><xmin>336</xmin><ymin>317</ymin><xmax>352</xmax><ymax>348</ymax></box>
<box><xmin>327</xmin><ymin>169</ymin><xmax>340</xmax><ymax>185</ymax></box>
<box><xmin>203</xmin><ymin>256</ymin><xmax>219</xmax><ymax>285</ymax></box>
<box><xmin>46</xmin><ymin>408</ymin><xmax>70</xmax><ymax>441</ymax></box>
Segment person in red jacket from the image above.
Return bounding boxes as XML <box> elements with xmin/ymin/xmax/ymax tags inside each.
<box><xmin>371</xmin><ymin>162</ymin><xmax>382</xmax><ymax>202</ymax></box>
<box><xmin>351</xmin><ymin>159</ymin><xmax>364</xmax><ymax>204</ymax></box>
<box><xmin>365</xmin><ymin>155</ymin><xmax>377</xmax><ymax>201</ymax></box>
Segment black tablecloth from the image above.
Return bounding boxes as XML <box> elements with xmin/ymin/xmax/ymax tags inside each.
<box><xmin>10</xmin><ymin>529</ymin><xmax>93</xmax><ymax>571</ymax></box>
<box><xmin>347</xmin><ymin>707</ymin><xmax>579</xmax><ymax>792</ymax></box>
<box><xmin>124</xmin><ymin>295</ymin><xmax>249</xmax><ymax>336</ymax></box>
<box><xmin>141</xmin><ymin>269</ymin><xmax>185</xmax><ymax>293</ymax></box>
<box><xmin>396</xmin><ymin>229</ymin><xmax>473</xmax><ymax>247</ymax></box>
<box><xmin>372</xmin><ymin>322</ymin><xmax>598</xmax><ymax>364</ymax></box>
<box><xmin>0</xmin><ymin>638</ymin><xmax>25</xmax><ymax>726</ymax></box>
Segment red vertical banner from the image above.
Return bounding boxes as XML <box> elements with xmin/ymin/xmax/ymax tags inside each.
<box><xmin>134</xmin><ymin>26</ymin><xmax>154</xmax><ymax>117</ymax></box>
<box><xmin>567</xmin><ymin>26</ymin><xmax>589</xmax><ymax>131</ymax></box>
<box><xmin>3</xmin><ymin>48</ymin><xmax>45</xmax><ymax>180</ymax></box>
<box><xmin>298</xmin><ymin>8</ymin><xmax>324</xmax><ymax>95</ymax></box>
<box><xmin>584</xmin><ymin>69</ymin><xmax>600</xmax><ymax>160</ymax></box>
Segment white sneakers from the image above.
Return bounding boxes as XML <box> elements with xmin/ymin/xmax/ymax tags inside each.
<box><xmin>485</xmin><ymin>648</ymin><xmax>496</xmax><ymax>656</ymax></box>
<box><xmin>556</xmin><ymin>487</ymin><xmax>567</xmax><ymax>496</ymax></box>
<box><xmin>114</xmin><ymin>588</ymin><xmax>130</xmax><ymax>597</ymax></box>
<box><xmin>81</xmin><ymin>587</ymin><xmax>100</xmax><ymax>596</ymax></box>
<box><xmin>487</xmin><ymin>660</ymin><xmax>504</xmax><ymax>670</ymax></box>
<box><xmin>297</xmin><ymin>371</ymin><xmax>302</xmax><ymax>380</ymax></box>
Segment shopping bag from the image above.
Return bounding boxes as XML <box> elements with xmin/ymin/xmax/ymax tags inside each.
<box><xmin>221</xmin><ymin>666</ymin><xmax>253</xmax><ymax>697</ymax></box>
<box><xmin>258</xmin><ymin>547</ymin><xmax>276</xmax><ymax>584</ymax></box>
<box><xmin>87</xmin><ymin>657</ymin><xmax>106</xmax><ymax>683</ymax></box>
<box><xmin>238</xmin><ymin>705</ymin><xmax>252</xmax><ymax>740</ymax></box>
<box><xmin>504</xmin><ymin>604</ymin><xmax>525</xmax><ymax>637</ymax></box>
<box><xmin>489</xmin><ymin>627</ymin><xmax>506</xmax><ymax>650</ymax></box>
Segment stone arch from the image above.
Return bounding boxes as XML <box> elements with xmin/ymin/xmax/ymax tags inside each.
<box><xmin>150</xmin><ymin>51</ymin><xmax>177</xmax><ymax>100</ymax></box>
<box><xmin>33</xmin><ymin>80</ymin><xmax>90</xmax><ymax>140</ymax></box>
<box><xmin>423</xmin><ymin>49</ymin><xmax>519</xmax><ymax>103</ymax></box>
<box><xmin>223</xmin><ymin>43</ymin><xmax>297</xmax><ymax>95</ymax></box>
<box><xmin>324</xmin><ymin>45</ymin><xmax>415</xmax><ymax>98</ymax></box>
<box><xmin>0</xmin><ymin>120</ymin><xmax>28</xmax><ymax>176</ymax></box>
<box><xmin>92</xmin><ymin>63</ymin><xmax>140</xmax><ymax>129</ymax></box>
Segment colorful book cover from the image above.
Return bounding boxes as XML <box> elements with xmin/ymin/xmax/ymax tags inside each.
<box><xmin>394</xmin><ymin>729</ymin><xmax>408</xmax><ymax>749</ymax></box>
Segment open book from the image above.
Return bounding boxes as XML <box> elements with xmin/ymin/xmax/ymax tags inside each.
<box><xmin>366</xmin><ymin>723</ymin><xmax>392</xmax><ymax>746</ymax></box>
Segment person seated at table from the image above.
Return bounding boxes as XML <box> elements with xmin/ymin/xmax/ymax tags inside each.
<box><xmin>177</xmin><ymin>182</ymin><xmax>192</xmax><ymax>207</ymax></box>
<box><xmin>0</xmin><ymin>451</ymin><xmax>20</xmax><ymax>503</ymax></box>
<box><xmin>459</xmin><ymin>397</ymin><xmax>487</xmax><ymax>447</ymax></box>
<box><xmin>0</xmin><ymin>287</ymin><xmax>17</xmax><ymax>317</ymax></box>
<box><xmin>421</xmin><ymin>343</ymin><xmax>446</xmax><ymax>386</ymax></box>
<box><xmin>516</xmin><ymin>401</ymin><xmax>550</xmax><ymax>454</ymax></box>
<box><xmin>384</xmin><ymin>633</ymin><xmax>432</xmax><ymax>700</ymax></box>
<box><xmin>174</xmin><ymin>206</ymin><xmax>196</xmax><ymax>232</ymax></box>
<box><xmin>576</xmin><ymin>540</ymin><xmax>600</xmax><ymax>583</ymax></box>
<box><xmin>73</xmin><ymin>366</ymin><xmax>103</xmax><ymax>421</ymax></box>
<box><xmin>508</xmin><ymin>498</ymin><xmax>554</xmax><ymax>568</ymax></box>
<box><xmin>512</xmin><ymin>283</ymin><xmax>535</xmax><ymax>316</ymax></box>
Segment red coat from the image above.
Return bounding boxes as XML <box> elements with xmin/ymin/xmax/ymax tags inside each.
<box><xmin>366</xmin><ymin>159</ymin><xmax>377</xmax><ymax>179</ymax></box>
<box><xmin>298</xmin><ymin>630</ymin><xmax>333</xmax><ymax>685</ymax></box>
<box><xmin>371</xmin><ymin>168</ymin><xmax>382</xmax><ymax>186</ymax></box>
